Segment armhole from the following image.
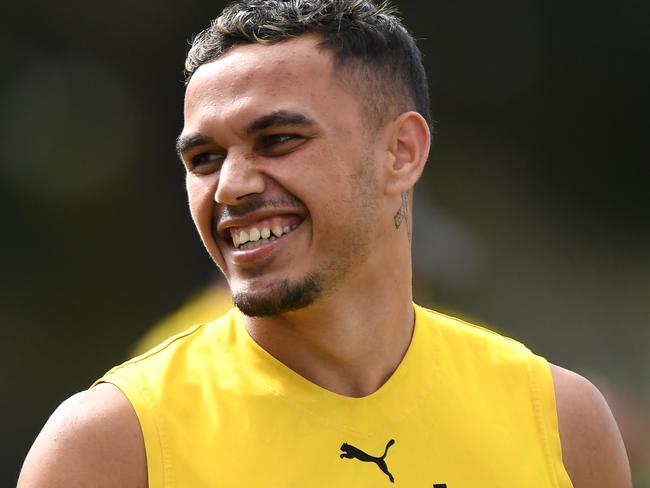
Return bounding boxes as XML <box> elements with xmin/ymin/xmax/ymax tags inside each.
<box><xmin>528</xmin><ymin>354</ymin><xmax>575</xmax><ymax>488</ymax></box>
<box><xmin>94</xmin><ymin>372</ymin><xmax>167</xmax><ymax>488</ymax></box>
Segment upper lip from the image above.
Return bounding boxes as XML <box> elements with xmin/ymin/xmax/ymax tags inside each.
<box><xmin>215</xmin><ymin>206</ymin><xmax>306</xmax><ymax>238</ymax></box>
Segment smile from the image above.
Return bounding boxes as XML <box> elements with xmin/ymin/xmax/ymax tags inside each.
<box><xmin>228</xmin><ymin>216</ymin><xmax>302</xmax><ymax>251</ymax></box>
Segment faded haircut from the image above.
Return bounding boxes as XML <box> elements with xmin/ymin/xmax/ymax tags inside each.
<box><xmin>184</xmin><ymin>0</ymin><xmax>432</xmax><ymax>134</ymax></box>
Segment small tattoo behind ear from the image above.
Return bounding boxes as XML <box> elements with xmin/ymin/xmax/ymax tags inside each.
<box><xmin>393</xmin><ymin>191</ymin><xmax>411</xmax><ymax>243</ymax></box>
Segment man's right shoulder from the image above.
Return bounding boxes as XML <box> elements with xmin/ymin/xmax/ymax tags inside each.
<box><xmin>18</xmin><ymin>383</ymin><xmax>147</xmax><ymax>488</ymax></box>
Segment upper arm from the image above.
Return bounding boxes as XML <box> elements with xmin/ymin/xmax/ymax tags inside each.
<box><xmin>18</xmin><ymin>383</ymin><xmax>147</xmax><ymax>488</ymax></box>
<box><xmin>551</xmin><ymin>364</ymin><xmax>631</xmax><ymax>488</ymax></box>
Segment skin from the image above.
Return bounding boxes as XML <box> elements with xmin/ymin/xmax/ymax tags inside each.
<box><xmin>18</xmin><ymin>36</ymin><xmax>631</xmax><ymax>487</ymax></box>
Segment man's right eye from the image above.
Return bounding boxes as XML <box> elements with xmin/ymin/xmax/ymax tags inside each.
<box><xmin>187</xmin><ymin>152</ymin><xmax>224</xmax><ymax>173</ymax></box>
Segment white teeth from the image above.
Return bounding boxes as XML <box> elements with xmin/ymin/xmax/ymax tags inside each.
<box><xmin>233</xmin><ymin>222</ymin><xmax>299</xmax><ymax>249</ymax></box>
<box><xmin>241</xmin><ymin>240</ymin><xmax>264</xmax><ymax>251</ymax></box>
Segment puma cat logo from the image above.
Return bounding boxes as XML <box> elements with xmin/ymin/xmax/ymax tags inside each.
<box><xmin>339</xmin><ymin>439</ymin><xmax>396</xmax><ymax>483</ymax></box>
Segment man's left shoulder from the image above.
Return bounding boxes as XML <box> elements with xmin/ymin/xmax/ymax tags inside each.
<box><xmin>416</xmin><ymin>305</ymin><xmax>532</xmax><ymax>360</ymax></box>
<box><xmin>551</xmin><ymin>364</ymin><xmax>631</xmax><ymax>488</ymax></box>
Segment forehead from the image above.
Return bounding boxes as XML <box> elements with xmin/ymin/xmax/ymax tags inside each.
<box><xmin>183</xmin><ymin>36</ymin><xmax>358</xmax><ymax>130</ymax></box>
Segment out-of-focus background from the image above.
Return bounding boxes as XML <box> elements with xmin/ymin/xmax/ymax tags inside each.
<box><xmin>2</xmin><ymin>0</ymin><xmax>648</xmax><ymax>484</ymax></box>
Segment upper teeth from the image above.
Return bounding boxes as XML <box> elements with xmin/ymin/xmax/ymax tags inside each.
<box><xmin>232</xmin><ymin>224</ymin><xmax>295</xmax><ymax>248</ymax></box>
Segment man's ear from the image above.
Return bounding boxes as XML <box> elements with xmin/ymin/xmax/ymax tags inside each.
<box><xmin>383</xmin><ymin>111</ymin><xmax>431</xmax><ymax>195</ymax></box>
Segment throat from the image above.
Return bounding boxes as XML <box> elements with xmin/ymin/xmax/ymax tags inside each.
<box><xmin>243</xmin><ymin>306</ymin><xmax>415</xmax><ymax>398</ymax></box>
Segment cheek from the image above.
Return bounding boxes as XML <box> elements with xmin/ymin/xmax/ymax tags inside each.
<box><xmin>186</xmin><ymin>175</ymin><xmax>228</xmax><ymax>270</ymax></box>
<box><xmin>293</xmin><ymin>154</ymin><xmax>361</xmax><ymax>222</ymax></box>
<box><xmin>186</xmin><ymin>175</ymin><xmax>216</xmax><ymax>238</ymax></box>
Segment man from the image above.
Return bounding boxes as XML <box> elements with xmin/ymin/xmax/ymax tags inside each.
<box><xmin>18</xmin><ymin>1</ymin><xmax>630</xmax><ymax>486</ymax></box>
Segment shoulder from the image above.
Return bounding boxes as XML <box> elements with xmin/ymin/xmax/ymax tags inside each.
<box><xmin>550</xmin><ymin>364</ymin><xmax>631</xmax><ymax>488</ymax></box>
<box><xmin>416</xmin><ymin>305</ymin><xmax>531</xmax><ymax>361</ymax></box>
<box><xmin>18</xmin><ymin>383</ymin><xmax>146</xmax><ymax>488</ymax></box>
<box><xmin>124</xmin><ymin>308</ymin><xmax>239</xmax><ymax>368</ymax></box>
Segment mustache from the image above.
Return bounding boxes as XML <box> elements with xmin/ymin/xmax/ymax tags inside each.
<box><xmin>215</xmin><ymin>195</ymin><xmax>304</xmax><ymax>222</ymax></box>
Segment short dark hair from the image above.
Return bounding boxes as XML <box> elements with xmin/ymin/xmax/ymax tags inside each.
<box><xmin>184</xmin><ymin>0</ymin><xmax>432</xmax><ymax>133</ymax></box>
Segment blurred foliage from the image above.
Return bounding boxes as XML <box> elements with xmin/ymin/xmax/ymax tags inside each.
<box><xmin>2</xmin><ymin>0</ymin><xmax>648</xmax><ymax>484</ymax></box>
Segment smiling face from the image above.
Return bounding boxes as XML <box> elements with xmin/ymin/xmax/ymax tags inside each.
<box><xmin>179</xmin><ymin>36</ymin><xmax>390</xmax><ymax>317</ymax></box>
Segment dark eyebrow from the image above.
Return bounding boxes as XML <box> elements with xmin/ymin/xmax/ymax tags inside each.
<box><xmin>176</xmin><ymin>133</ymin><xmax>215</xmax><ymax>159</ymax></box>
<box><xmin>176</xmin><ymin>111</ymin><xmax>314</xmax><ymax>158</ymax></box>
<box><xmin>246</xmin><ymin>110</ymin><xmax>316</xmax><ymax>135</ymax></box>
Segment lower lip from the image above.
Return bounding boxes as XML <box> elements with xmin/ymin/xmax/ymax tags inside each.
<box><xmin>228</xmin><ymin>228</ymin><xmax>298</xmax><ymax>265</ymax></box>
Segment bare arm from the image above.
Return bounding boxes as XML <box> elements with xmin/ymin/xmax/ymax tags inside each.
<box><xmin>18</xmin><ymin>383</ymin><xmax>147</xmax><ymax>488</ymax></box>
<box><xmin>551</xmin><ymin>364</ymin><xmax>631</xmax><ymax>488</ymax></box>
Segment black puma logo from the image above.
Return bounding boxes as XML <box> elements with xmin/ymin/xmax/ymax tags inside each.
<box><xmin>339</xmin><ymin>439</ymin><xmax>396</xmax><ymax>483</ymax></box>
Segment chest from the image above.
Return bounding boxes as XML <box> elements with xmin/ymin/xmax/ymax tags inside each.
<box><xmin>157</xmin><ymin>387</ymin><xmax>558</xmax><ymax>488</ymax></box>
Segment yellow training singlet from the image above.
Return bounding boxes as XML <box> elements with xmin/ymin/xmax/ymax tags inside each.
<box><xmin>95</xmin><ymin>304</ymin><xmax>574</xmax><ymax>487</ymax></box>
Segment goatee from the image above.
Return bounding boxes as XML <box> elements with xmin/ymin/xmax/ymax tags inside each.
<box><xmin>232</xmin><ymin>274</ymin><xmax>322</xmax><ymax>317</ymax></box>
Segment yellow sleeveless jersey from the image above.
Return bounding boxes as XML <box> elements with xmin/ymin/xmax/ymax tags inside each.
<box><xmin>95</xmin><ymin>304</ymin><xmax>573</xmax><ymax>487</ymax></box>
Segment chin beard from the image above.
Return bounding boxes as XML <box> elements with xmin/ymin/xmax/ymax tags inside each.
<box><xmin>232</xmin><ymin>274</ymin><xmax>323</xmax><ymax>317</ymax></box>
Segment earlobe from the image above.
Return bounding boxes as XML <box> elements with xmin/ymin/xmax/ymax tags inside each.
<box><xmin>384</xmin><ymin>111</ymin><xmax>431</xmax><ymax>195</ymax></box>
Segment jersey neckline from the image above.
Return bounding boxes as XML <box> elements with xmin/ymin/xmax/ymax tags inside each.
<box><xmin>229</xmin><ymin>303</ymin><xmax>439</xmax><ymax>434</ymax></box>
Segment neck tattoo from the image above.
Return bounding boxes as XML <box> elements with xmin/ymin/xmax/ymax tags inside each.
<box><xmin>393</xmin><ymin>191</ymin><xmax>411</xmax><ymax>243</ymax></box>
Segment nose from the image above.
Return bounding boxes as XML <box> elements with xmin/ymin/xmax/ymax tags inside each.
<box><xmin>214</xmin><ymin>149</ymin><xmax>265</xmax><ymax>205</ymax></box>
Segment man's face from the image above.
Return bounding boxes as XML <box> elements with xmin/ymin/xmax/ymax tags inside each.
<box><xmin>179</xmin><ymin>36</ymin><xmax>387</xmax><ymax>316</ymax></box>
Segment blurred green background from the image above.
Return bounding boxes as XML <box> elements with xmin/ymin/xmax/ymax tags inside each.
<box><xmin>2</xmin><ymin>0</ymin><xmax>648</xmax><ymax>485</ymax></box>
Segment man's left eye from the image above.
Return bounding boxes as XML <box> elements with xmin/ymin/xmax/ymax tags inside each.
<box><xmin>264</xmin><ymin>134</ymin><xmax>296</xmax><ymax>145</ymax></box>
<box><xmin>257</xmin><ymin>134</ymin><xmax>304</xmax><ymax>155</ymax></box>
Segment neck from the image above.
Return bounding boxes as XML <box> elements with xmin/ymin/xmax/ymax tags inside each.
<box><xmin>243</xmin><ymin>265</ymin><xmax>415</xmax><ymax>398</ymax></box>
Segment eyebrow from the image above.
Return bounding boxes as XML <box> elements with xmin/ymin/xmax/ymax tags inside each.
<box><xmin>176</xmin><ymin>133</ymin><xmax>215</xmax><ymax>159</ymax></box>
<box><xmin>176</xmin><ymin>110</ymin><xmax>316</xmax><ymax>158</ymax></box>
<box><xmin>245</xmin><ymin>110</ymin><xmax>316</xmax><ymax>135</ymax></box>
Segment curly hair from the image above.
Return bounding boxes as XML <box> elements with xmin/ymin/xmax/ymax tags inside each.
<box><xmin>184</xmin><ymin>0</ymin><xmax>432</xmax><ymax>133</ymax></box>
